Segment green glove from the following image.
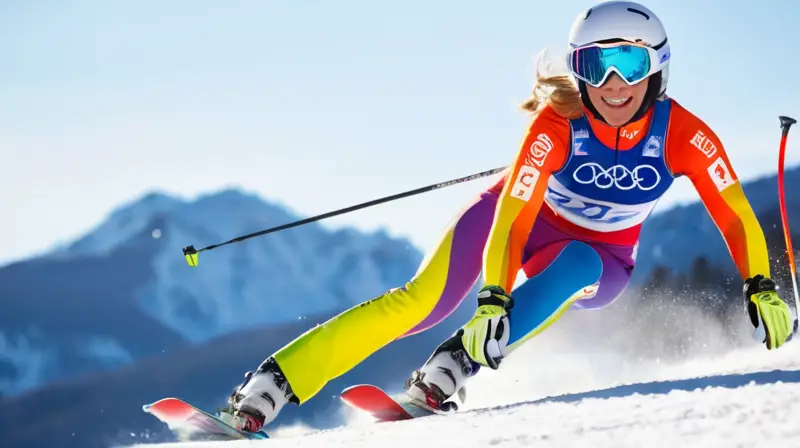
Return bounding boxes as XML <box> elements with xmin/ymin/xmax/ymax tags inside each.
<box><xmin>744</xmin><ymin>275</ymin><xmax>793</xmax><ymax>350</ymax></box>
<box><xmin>460</xmin><ymin>285</ymin><xmax>514</xmax><ymax>369</ymax></box>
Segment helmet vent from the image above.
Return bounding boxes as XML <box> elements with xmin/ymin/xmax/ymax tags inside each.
<box><xmin>627</xmin><ymin>7</ymin><xmax>650</xmax><ymax>20</ymax></box>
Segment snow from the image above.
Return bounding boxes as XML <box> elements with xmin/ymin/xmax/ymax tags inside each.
<box><xmin>123</xmin><ymin>331</ymin><xmax>800</xmax><ymax>448</ymax></box>
<box><xmin>58</xmin><ymin>192</ymin><xmax>185</xmax><ymax>258</ymax></box>
<box><xmin>128</xmin><ymin>378</ymin><xmax>800</xmax><ymax>447</ymax></box>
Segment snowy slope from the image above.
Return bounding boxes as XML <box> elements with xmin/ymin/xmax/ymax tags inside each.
<box><xmin>130</xmin><ymin>342</ymin><xmax>800</xmax><ymax>448</ymax></box>
<box><xmin>147</xmin><ymin>384</ymin><xmax>800</xmax><ymax>447</ymax></box>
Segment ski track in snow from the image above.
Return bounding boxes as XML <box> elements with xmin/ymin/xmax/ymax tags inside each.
<box><xmin>126</xmin><ymin>340</ymin><xmax>800</xmax><ymax>448</ymax></box>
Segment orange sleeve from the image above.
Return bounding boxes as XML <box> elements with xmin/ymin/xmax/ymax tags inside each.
<box><xmin>665</xmin><ymin>100</ymin><xmax>769</xmax><ymax>280</ymax></box>
<box><xmin>482</xmin><ymin>105</ymin><xmax>570</xmax><ymax>292</ymax></box>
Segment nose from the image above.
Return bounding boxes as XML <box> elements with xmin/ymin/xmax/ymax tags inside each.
<box><xmin>601</xmin><ymin>73</ymin><xmax>630</xmax><ymax>95</ymax></box>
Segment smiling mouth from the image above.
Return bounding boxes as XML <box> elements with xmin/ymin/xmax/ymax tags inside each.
<box><xmin>602</xmin><ymin>96</ymin><xmax>632</xmax><ymax>108</ymax></box>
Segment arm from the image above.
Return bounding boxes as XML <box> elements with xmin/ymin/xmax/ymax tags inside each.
<box><xmin>666</xmin><ymin>101</ymin><xmax>770</xmax><ymax>280</ymax></box>
<box><xmin>482</xmin><ymin>106</ymin><xmax>570</xmax><ymax>292</ymax></box>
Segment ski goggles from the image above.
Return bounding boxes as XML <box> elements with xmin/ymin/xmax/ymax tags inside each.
<box><xmin>567</xmin><ymin>41</ymin><xmax>670</xmax><ymax>88</ymax></box>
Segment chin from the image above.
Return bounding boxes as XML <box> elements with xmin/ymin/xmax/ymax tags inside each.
<box><xmin>598</xmin><ymin>105</ymin><xmax>637</xmax><ymax>126</ymax></box>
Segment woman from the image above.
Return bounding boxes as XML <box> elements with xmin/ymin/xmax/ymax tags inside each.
<box><xmin>224</xmin><ymin>0</ymin><xmax>793</xmax><ymax>432</ymax></box>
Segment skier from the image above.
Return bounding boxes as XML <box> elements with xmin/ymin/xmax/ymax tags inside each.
<box><xmin>222</xmin><ymin>0</ymin><xmax>794</xmax><ymax>433</ymax></box>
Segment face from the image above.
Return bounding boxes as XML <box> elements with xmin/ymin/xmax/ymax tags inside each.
<box><xmin>585</xmin><ymin>73</ymin><xmax>650</xmax><ymax>126</ymax></box>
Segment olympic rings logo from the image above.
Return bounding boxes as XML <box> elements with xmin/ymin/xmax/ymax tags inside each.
<box><xmin>572</xmin><ymin>163</ymin><xmax>661</xmax><ymax>191</ymax></box>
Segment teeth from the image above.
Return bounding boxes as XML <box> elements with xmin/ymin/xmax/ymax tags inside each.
<box><xmin>603</xmin><ymin>97</ymin><xmax>630</xmax><ymax>105</ymax></box>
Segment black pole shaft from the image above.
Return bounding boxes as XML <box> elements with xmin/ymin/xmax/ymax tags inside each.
<box><xmin>184</xmin><ymin>165</ymin><xmax>508</xmax><ymax>256</ymax></box>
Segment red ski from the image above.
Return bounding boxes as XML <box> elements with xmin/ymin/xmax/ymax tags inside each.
<box><xmin>143</xmin><ymin>397</ymin><xmax>269</xmax><ymax>441</ymax></box>
<box><xmin>340</xmin><ymin>384</ymin><xmax>444</xmax><ymax>422</ymax></box>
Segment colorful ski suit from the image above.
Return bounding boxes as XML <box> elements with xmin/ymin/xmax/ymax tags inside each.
<box><xmin>271</xmin><ymin>97</ymin><xmax>769</xmax><ymax>403</ymax></box>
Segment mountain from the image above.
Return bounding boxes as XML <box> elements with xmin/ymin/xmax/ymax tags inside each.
<box><xmin>634</xmin><ymin>164</ymin><xmax>800</xmax><ymax>282</ymax></box>
<box><xmin>0</xmin><ymin>188</ymin><xmax>423</xmax><ymax>397</ymax></box>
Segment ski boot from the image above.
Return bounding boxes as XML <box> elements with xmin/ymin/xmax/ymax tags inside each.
<box><xmin>404</xmin><ymin>330</ymin><xmax>480</xmax><ymax>412</ymax></box>
<box><xmin>218</xmin><ymin>357</ymin><xmax>297</xmax><ymax>433</ymax></box>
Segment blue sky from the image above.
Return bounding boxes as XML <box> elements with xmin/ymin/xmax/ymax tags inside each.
<box><xmin>1</xmin><ymin>0</ymin><xmax>799</xmax><ymax>264</ymax></box>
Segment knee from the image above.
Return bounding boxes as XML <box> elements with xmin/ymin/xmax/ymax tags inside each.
<box><xmin>572</xmin><ymin>260</ymin><xmax>632</xmax><ymax>310</ymax></box>
<box><xmin>376</xmin><ymin>282</ymin><xmax>441</xmax><ymax>319</ymax></box>
<box><xmin>572</xmin><ymin>280</ymin><xmax>630</xmax><ymax>309</ymax></box>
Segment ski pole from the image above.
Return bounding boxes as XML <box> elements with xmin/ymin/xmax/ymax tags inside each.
<box><xmin>182</xmin><ymin>166</ymin><xmax>508</xmax><ymax>266</ymax></box>
<box><xmin>777</xmin><ymin>115</ymin><xmax>798</xmax><ymax>332</ymax></box>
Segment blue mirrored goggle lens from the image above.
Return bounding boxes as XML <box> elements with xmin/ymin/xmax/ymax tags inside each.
<box><xmin>570</xmin><ymin>45</ymin><xmax>652</xmax><ymax>86</ymax></box>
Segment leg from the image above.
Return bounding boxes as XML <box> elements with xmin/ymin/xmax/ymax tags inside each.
<box><xmin>404</xmin><ymin>241</ymin><xmax>603</xmax><ymax>408</ymax></box>
<box><xmin>231</xmin><ymin>190</ymin><xmax>500</xmax><ymax>429</ymax></box>
<box><xmin>570</xmin><ymin>241</ymin><xmax>635</xmax><ymax>310</ymax></box>
<box><xmin>406</xmin><ymin>217</ymin><xmax>636</xmax><ymax>408</ymax></box>
<box><xmin>505</xmin><ymin>241</ymin><xmax>604</xmax><ymax>352</ymax></box>
<box><xmin>506</xmin><ymin>217</ymin><xmax>637</xmax><ymax>349</ymax></box>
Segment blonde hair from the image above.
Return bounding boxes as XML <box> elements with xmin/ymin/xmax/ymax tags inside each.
<box><xmin>519</xmin><ymin>48</ymin><xmax>584</xmax><ymax>120</ymax></box>
<box><xmin>520</xmin><ymin>74</ymin><xmax>584</xmax><ymax>120</ymax></box>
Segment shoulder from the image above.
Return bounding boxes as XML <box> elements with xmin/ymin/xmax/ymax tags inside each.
<box><xmin>665</xmin><ymin>98</ymin><xmax>721</xmax><ymax>148</ymax></box>
<box><xmin>528</xmin><ymin>103</ymin><xmax>574</xmax><ymax>135</ymax></box>
<box><xmin>667</xmin><ymin>98</ymin><xmax>709</xmax><ymax>127</ymax></box>
<box><xmin>664</xmin><ymin>98</ymin><xmax>725</xmax><ymax>176</ymax></box>
<box><xmin>517</xmin><ymin>104</ymin><xmax>574</xmax><ymax>169</ymax></box>
<box><xmin>487</xmin><ymin>105</ymin><xmax>575</xmax><ymax>193</ymax></box>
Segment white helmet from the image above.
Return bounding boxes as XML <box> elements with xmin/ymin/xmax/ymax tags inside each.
<box><xmin>568</xmin><ymin>1</ymin><xmax>670</xmax><ymax>96</ymax></box>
